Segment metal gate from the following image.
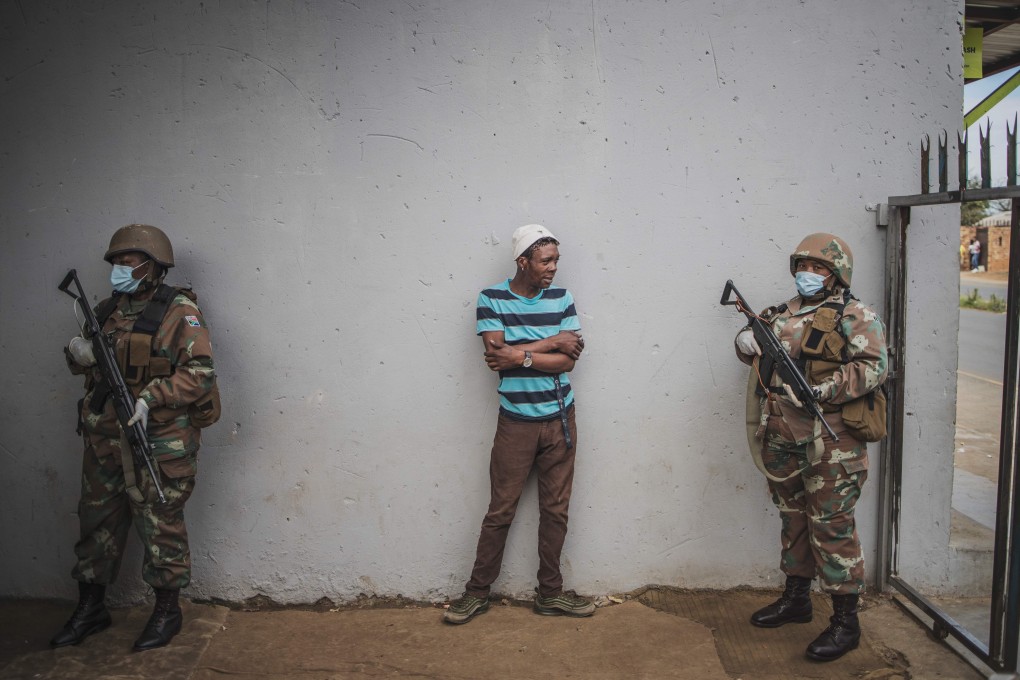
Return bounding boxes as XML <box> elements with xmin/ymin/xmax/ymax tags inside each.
<box><xmin>877</xmin><ymin>130</ymin><xmax>1020</xmax><ymax>674</ymax></box>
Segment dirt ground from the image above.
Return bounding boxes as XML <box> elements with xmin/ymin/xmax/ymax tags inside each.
<box><xmin>0</xmin><ymin>588</ymin><xmax>986</xmax><ymax>680</ymax></box>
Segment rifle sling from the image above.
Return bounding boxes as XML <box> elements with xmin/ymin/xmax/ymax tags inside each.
<box><xmin>119</xmin><ymin>431</ymin><xmax>147</xmax><ymax>504</ymax></box>
<box><xmin>132</xmin><ymin>284</ymin><xmax>176</xmax><ymax>335</ymax></box>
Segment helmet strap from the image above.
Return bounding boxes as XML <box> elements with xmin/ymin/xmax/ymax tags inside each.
<box><xmin>134</xmin><ymin>262</ymin><xmax>166</xmax><ymax>293</ymax></box>
<box><xmin>822</xmin><ymin>276</ymin><xmax>844</xmax><ymax>299</ymax></box>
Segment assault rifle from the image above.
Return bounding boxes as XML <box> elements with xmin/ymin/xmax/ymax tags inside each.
<box><xmin>721</xmin><ymin>279</ymin><xmax>838</xmax><ymax>441</ymax></box>
<box><xmin>59</xmin><ymin>269</ymin><xmax>166</xmax><ymax>502</ymax></box>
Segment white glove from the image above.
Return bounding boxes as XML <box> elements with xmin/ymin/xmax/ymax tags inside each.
<box><xmin>735</xmin><ymin>329</ymin><xmax>761</xmax><ymax>356</ymax></box>
<box><xmin>68</xmin><ymin>336</ymin><xmax>97</xmax><ymax>367</ymax></box>
<box><xmin>126</xmin><ymin>398</ymin><xmax>149</xmax><ymax>433</ymax></box>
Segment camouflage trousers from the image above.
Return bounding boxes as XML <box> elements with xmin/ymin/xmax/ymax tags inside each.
<box><xmin>762</xmin><ymin>416</ymin><xmax>868</xmax><ymax>595</ymax></box>
<box><xmin>71</xmin><ymin>437</ymin><xmax>196</xmax><ymax>590</ymax></box>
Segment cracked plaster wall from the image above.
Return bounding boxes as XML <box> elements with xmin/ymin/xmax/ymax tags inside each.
<box><xmin>0</xmin><ymin>0</ymin><xmax>963</xmax><ymax>603</ymax></box>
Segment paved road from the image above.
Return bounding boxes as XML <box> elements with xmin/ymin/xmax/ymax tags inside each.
<box><xmin>959</xmin><ymin>273</ymin><xmax>1008</xmax><ymax>304</ymax></box>
<box><xmin>957</xmin><ymin>273</ymin><xmax>1008</xmax><ymax>381</ymax></box>
<box><xmin>958</xmin><ymin>307</ymin><xmax>1006</xmax><ymax>381</ymax></box>
<box><xmin>954</xmin><ymin>275</ymin><xmax>1006</xmax><ymax>534</ymax></box>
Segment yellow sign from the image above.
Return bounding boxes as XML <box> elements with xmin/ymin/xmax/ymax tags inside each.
<box><xmin>965</xmin><ymin>27</ymin><xmax>983</xmax><ymax>79</ymax></box>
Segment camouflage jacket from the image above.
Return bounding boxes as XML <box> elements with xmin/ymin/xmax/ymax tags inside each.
<box><xmin>736</xmin><ymin>286</ymin><xmax>888</xmax><ymax>441</ymax></box>
<box><xmin>69</xmin><ymin>287</ymin><xmax>215</xmax><ymax>460</ymax></box>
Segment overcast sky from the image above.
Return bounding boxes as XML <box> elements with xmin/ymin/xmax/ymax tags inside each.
<box><xmin>964</xmin><ymin>66</ymin><xmax>1020</xmax><ymax>188</ymax></box>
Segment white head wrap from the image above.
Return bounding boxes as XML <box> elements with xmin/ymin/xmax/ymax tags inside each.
<box><xmin>512</xmin><ymin>224</ymin><xmax>558</xmax><ymax>259</ymax></box>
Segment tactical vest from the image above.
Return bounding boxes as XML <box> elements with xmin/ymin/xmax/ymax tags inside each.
<box><xmin>797</xmin><ymin>292</ymin><xmax>850</xmax><ymax>410</ymax></box>
<box><xmin>89</xmin><ymin>284</ymin><xmax>220</xmax><ymax>428</ymax></box>
<box><xmin>788</xmin><ymin>290</ymin><xmax>887</xmax><ymax>442</ymax></box>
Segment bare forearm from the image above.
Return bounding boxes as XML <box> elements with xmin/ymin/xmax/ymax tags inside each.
<box><xmin>482</xmin><ymin>330</ymin><xmax>581</xmax><ymax>372</ymax></box>
<box><xmin>510</xmin><ymin>337</ymin><xmax>562</xmax><ymax>354</ymax></box>
<box><xmin>488</xmin><ymin>344</ymin><xmax>575</xmax><ymax>373</ymax></box>
<box><xmin>531</xmin><ymin>351</ymin><xmax>575</xmax><ymax>373</ymax></box>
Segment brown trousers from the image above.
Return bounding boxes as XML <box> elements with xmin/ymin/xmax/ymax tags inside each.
<box><xmin>466</xmin><ymin>407</ymin><xmax>577</xmax><ymax>598</ymax></box>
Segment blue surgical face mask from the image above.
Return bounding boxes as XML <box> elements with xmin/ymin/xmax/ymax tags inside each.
<box><xmin>110</xmin><ymin>261</ymin><xmax>149</xmax><ymax>294</ymax></box>
<box><xmin>795</xmin><ymin>271</ymin><xmax>828</xmax><ymax>298</ymax></box>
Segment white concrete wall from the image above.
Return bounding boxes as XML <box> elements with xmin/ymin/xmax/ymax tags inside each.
<box><xmin>0</xmin><ymin>0</ymin><xmax>963</xmax><ymax>604</ymax></box>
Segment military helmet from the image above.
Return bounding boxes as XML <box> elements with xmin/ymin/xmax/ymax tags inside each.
<box><xmin>104</xmin><ymin>224</ymin><xmax>174</xmax><ymax>268</ymax></box>
<box><xmin>789</xmin><ymin>232</ymin><xmax>853</xmax><ymax>287</ymax></box>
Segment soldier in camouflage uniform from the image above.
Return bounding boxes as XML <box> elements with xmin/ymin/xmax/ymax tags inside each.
<box><xmin>733</xmin><ymin>233</ymin><xmax>887</xmax><ymax>662</ymax></box>
<box><xmin>52</xmin><ymin>224</ymin><xmax>218</xmax><ymax>652</ymax></box>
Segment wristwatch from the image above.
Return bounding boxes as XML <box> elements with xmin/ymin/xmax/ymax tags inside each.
<box><xmin>522</xmin><ymin>351</ymin><xmax>533</xmax><ymax>368</ymax></box>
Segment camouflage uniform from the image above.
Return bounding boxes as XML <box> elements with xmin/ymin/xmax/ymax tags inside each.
<box><xmin>737</xmin><ymin>236</ymin><xmax>887</xmax><ymax>595</ymax></box>
<box><xmin>69</xmin><ymin>291</ymin><xmax>215</xmax><ymax>590</ymax></box>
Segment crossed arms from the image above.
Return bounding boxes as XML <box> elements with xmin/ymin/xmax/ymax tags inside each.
<box><xmin>481</xmin><ymin>330</ymin><xmax>584</xmax><ymax>373</ymax></box>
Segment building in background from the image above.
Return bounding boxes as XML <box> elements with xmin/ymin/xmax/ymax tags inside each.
<box><xmin>962</xmin><ymin>210</ymin><xmax>1012</xmax><ymax>272</ymax></box>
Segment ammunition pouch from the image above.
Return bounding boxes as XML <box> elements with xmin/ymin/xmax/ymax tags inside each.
<box><xmin>122</xmin><ymin>332</ymin><xmax>151</xmax><ymax>386</ymax></box>
<box><xmin>799</xmin><ymin>304</ymin><xmax>846</xmax><ymax>363</ymax></box>
<box><xmin>799</xmin><ymin>301</ymin><xmax>848</xmax><ymax>415</ymax></box>
<box><xmin>841</xmin><ymin>387</ymin><xmax>888</xmax><ymax>442</ymax></box>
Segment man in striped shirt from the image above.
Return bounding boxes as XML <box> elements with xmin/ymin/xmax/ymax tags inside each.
<box><xmin>444</xmin><ymin>224</ymin><xmax>594</xmax><ymax>624</ymax></box>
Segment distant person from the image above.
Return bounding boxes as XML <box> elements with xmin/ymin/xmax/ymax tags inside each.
<box><xmin>732</xmin><ymin>233</ymin><xmax>888</xmax><ymax>662</ymax></box>
<box><xmin>969</xmin><ymin>238</ymin><xmax>981</xmax><ymax>271</ymax></box>
<box><xmin>960</xmin><ymin>242</ymin><xmax>967</xmax><ymax>270</ymax></box>
<box><xmin>444</xmin><ymin>224</ymin><xmax>593</xmax><ymax>624</ymax></box>
<box><xmin>53</xmin><ymin>225</ymin><xmax>219</xmax><ymax>652</ymax></box>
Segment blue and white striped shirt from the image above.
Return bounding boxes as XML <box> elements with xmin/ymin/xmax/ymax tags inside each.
<box><xmin>476</xmin><ymin>280</ymin><xmax>581</xmax><ymax>419</ymax></box>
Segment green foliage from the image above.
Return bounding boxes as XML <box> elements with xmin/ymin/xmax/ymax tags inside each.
<box><xmin>961</xmin><ymin>201</ymin><xmax>989</xmax><ymax>226</ymax></box>
<box><xmin>960</xmin><ymin>288</ymin><xmax>1007</xmax><ymax>313</ymax></box>
<box><xmin>961</xmin><ymin>178</ymin><xmax>991</xmax><ymax>226</ymax></box>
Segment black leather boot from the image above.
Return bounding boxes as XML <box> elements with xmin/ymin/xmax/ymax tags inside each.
<box><xmin>50</xmin><ymin>581</ymin><xmax>112</xmax><ymax>647</ymax></box>
<box><xmin>750</xmin><ymin>575</ymin><xmax>813</xmax><ymax>628</ymax></box>
<box><xmin>132</xmin><ymin>588</ymin><xmax>183</xmax><ymax>651</ymax></box>
<box><xmin>806</xmin><ymin>593</ymin><xmax>861</xmax><ymax>661</ymax></box>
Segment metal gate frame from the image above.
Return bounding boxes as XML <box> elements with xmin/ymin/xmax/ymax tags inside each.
<box><xmin>876</xmin><ymin>182</ymin><xmax>1020</xmax><ymax>674</ymax></box>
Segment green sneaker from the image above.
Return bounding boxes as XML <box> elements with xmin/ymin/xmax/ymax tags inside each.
<box><xmin>534</xmin><ymin>591</ymin><xmax>595</xmax><ymax>617</ymax></box>
<box><xmin>443</xmin><ymin>594</ymin><xmax>490</xmax><ymax>624</ymax></box>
